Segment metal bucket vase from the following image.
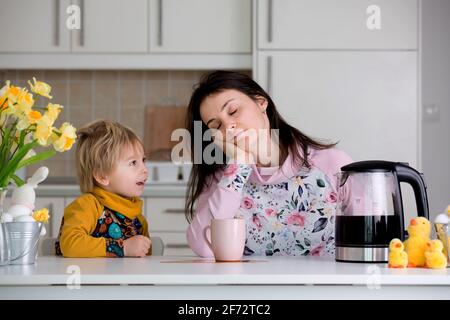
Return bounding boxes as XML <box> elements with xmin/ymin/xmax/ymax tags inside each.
<box><xmin>0</xmin><ymin>223</ymin><xmax>10</xmax><ymax>266</ymax></box>
<box><xmin>4</xmin><ymin>222</ymin><xmax>42</xmax><ymax>265</ymax></box>
<box><xmin>435</xmin><ymin>222</ymin><xmax>450</xmax><ymax>264</ymax></box>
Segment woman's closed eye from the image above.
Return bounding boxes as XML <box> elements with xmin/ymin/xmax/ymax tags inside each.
<box><xmin>229</xmin><ymin>106</ymin><xmax>237</xmax><ymax>116</ymax></box>
<box><xmin>209</xmin><ymin>120</ymin><xmax>222</xmax><ymax>130</ymax></box>
<box><xmin>214</xmin><ymin>107</ymin><xmax>237</xmax><ymax>129</ymax></box>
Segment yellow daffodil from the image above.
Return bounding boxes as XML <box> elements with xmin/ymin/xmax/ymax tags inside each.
<box><xmin>32</xmin><ymin>208</ymin><xmax>50</xmax><ymax>223</ymax></box>
<box><xmin>0</xmin><ymin>84</ymin><xmax>8</xmax><ymax>110</ymax></box>
<box><xmin>44</xmin><ymin>103</ymin><xmax>63</xmax><ymax>123</ymax></box>
<box><xmin>6</xmin><ymin>83</ymin><xmax>21</xmax><ymax>104</ymax></box>
<box><xmin>28</xmin><ymin>110</ymin><xmax>42</xmax><ymax>124</ymax></box>
<box><xmin>53</xmin><ymin>122</ymin><xmax>76</xmax><ymax>152</ymax></box>
<box><xmin>28</xmin><ymin>77</ymin><xmax>52</xmax><ymax>99</ymax></box>
<box><xmin>0</xmin><ymin>78</ymin><xmax>77</xmax><ymax>189</ymax></box>
<box><xmin>17</xmin><ymin>110</ymin><xmax>42</xmax><ymax>130</ymax></box>
<box><xmin>16</xmin><ymin>114</ymin><xmax>29</xmax><ymax>130</ymax></box>
<box><xmin>34</xmin><ymin>115</ymin><xmax>54</xmax><ymax>146</ymax></box>
<box><xmin>0</xmin><ymin>97</ymin><xmax>7</xmax><ymax>111</ymax></box>
<box><xmin>16</xmin><ymin>89</ymin><xmax>34</xmax><ymax>113</ymax></box>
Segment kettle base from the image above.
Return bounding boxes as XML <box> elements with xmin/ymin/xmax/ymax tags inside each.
<box><xmin>335</xmin><ymin>246</ymin><xmax>388</xmax><ymax>263</ymax></box>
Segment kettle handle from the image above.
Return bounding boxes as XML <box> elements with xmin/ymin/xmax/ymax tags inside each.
<box><xmin>395</xmin><ymin>163</ymin><xmax>429</xmax><ymax>219</ymax></box>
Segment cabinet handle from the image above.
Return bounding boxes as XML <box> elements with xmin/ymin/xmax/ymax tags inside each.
<box><xmin>47</xmin><ymin>203</ymin><xmax>54</xmax><ymax>237</ymax></box>
<box><xmin>165</xmin><ymin>243</ymin><xmax>190</xmax><ymax>249</ymax></box>
<box><xmin>158</xmin><ymin>0</ymin><xmax>163</xmax><ymax>46</ymax></box>
<box><xmin>54</xmin><ymin>0</ymin><xmax>59</xmax><ymax>46</ymax></box>
<box><xmin>267</xmin><ymin>55</ymin><xmax>272</xmax><ymax>95</ymax></box>
<box><xmin>80</xmin><ymin>0</ymin><xmax>84</xmax><ymax>46</ymax></box>
<box><xmin>163</xmin><ymin>209</ymin><xmax>185</xmax><ymax>214</ymax></box>
<box><xmin>267</xmin><ymin>0</ymin><xmax>273</xmax><ymax>43</ymax></box>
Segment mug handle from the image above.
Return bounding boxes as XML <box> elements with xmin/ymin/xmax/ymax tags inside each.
<box><xmin>203</xmin><ymin>225</ymin><xmax>213</xmax><ymax>253</ymax></box>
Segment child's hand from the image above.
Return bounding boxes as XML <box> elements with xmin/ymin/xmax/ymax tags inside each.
<box><xmin>123</xmin><ymin>235</ymin><xmax>151</xmax><ymax>257</ymax></box>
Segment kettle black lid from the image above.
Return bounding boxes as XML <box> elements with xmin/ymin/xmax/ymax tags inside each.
<box><xmin>341</xmin><ymin>160</ymin><xmax>410</xmax><ymax>172</ymax></box>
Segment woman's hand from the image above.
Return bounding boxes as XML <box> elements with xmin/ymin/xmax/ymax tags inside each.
<box><xmin>213</xmin><ymin>129</ymin><xmax>257</xmax><ymax>164</ymax></box>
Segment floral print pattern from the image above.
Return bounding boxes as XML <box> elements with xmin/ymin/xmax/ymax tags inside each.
<box><xmin>236</xmin><ymin>167</ymin><xmax>337</xmax><ymax>257</ymax></box>
<box><xmin>93</xmin><ymin>208</ymin><xmax>144</xmax><ymax>257</ymax></box>
<box><xmin>218</xmin><ymin>164</ymin><xmax>252</xmax><ymax>193</ymax></box>
<box><xmin>55</xmin><ymin>207</ymin><xmax>144</xmax><ymax>257</ymax></box>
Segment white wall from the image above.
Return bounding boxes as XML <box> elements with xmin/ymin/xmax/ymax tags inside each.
<box><xmin>422</xmin><ymin>0</ymin><xmax>450</xmax><ymax>219</ymax></box>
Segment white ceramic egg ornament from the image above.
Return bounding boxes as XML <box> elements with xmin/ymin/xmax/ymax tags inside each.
<box><xmin>0</xmin><ymin>213</ymin><xmax>13</xmax><ymax>223</ymax></box>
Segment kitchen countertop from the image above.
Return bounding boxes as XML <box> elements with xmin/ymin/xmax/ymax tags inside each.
<box><xmin>1</xmin><ymin>256</ymin><xmax>449</xmax><ymax>299</ymax></box>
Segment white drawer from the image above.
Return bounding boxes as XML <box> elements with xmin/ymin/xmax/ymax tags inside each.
<box><xmin>145</xmin><ymin>197</ymin><xmax>188</xmax><ymax>232</ymax></box>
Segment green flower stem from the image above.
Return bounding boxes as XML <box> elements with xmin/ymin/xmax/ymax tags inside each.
<box><xmin>11</xmin><ymin>174</ymin><xmax>25</xmax><ymax>187</ymax></box>
<box><xmin>0</xmin><ymin>140</ymin><xmax>37</xmax><ymax>188</ymax></box>
<box><xmin>17</xmin><ymin>149</ymin><xmax>56</xmax><ymax>170</ymax></box>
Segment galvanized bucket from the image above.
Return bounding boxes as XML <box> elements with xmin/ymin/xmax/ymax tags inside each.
<box><xmin>435</xmin><ymin>222</ymin><xmax>450</xmax><ymax>264</ymax></box>
<box><xmin>2</xmin><ymin>222</ymin><xmax>42</xmax><ymax>265</ymax></box>
<box><xmin>0</xmin><ymin>223</ymin><xmax>10</xmax><ymax>266</ymax></box>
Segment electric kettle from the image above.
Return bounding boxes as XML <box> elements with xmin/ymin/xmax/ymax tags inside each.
<box><xmin>335</xmin><ymin>160</ymin><xmax>429</xmax><ymax>262</ymax></box>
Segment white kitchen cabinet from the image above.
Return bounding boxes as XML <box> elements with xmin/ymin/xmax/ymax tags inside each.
<box><xmin>71</xmin><ymin>0</ymin><xmax>148</xmax><ymax>53</ymax></box>
<box><xmin>253</xmin><ymin>0</ymin><xmax>419</xmax><ymax>216</ymax></box>
<box><xmin>64</xmin><ymin>197</ymin><xmax>77</xmax><ymax>207</ymax></box>
<box><xmin>145</xmin><ymin>196</ymin><xmax>193</xmax><ymax>256</ymax></box>
<box><xmin>0</xmin><ymin>0</ymin><xmax>252</xmax><ymax>68</ymax></box>
<box><xmin>145</xmin><ymin>197</ymin><xmax>188</xmax><ymax>232</ymax></box>
<box><xmin>0</xmin><ymin>0</ymin><xmax>71</xmax><ymax>53</ymax></box>
<box><xmin>257</xmin><ymin>0</ymin><xmax>417</xmax><ymax>50</ymax></box>
<box><xmin>151</xmin><ymin>231</ymin><xmax>193</xmax><ymax>256</ymax></box>
<box><xmin>149</xmin><ymin>0</ymin><xmax>251</xmax><ymax>53</ymax></box>
<box><xmin>257</xmin><ymin>51</ymin><xmax>418</xmax><ymax>167</ymax></box>
<box><xmin>34</xmin><ymin>197</ymin><xmax>65</xmax><ymax>238</ymax></box>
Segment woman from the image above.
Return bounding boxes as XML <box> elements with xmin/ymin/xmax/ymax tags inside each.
<box><xmin>185</xmin><ymin>70</ymin><xmax>352</xmax><ymax>257</ymax></box>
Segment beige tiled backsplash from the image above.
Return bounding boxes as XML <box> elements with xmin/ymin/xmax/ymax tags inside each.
<box><xmin>1</xmin><ymin>69</ymin><xmax>251</xmax><ymax>179</ymax></box>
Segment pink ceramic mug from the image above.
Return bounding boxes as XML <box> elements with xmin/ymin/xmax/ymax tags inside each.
<box><xmin>203</xmin><ymin>218</ymin><xmax>246</xmax><ymax>262</ymax></box>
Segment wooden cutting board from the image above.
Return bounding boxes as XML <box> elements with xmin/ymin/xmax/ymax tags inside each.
<box><xmin>144</xmin><ymin>106</ymin><xmax>187</xmax><ymax>161</ymax></box>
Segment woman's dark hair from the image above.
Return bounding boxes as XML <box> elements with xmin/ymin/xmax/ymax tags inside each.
<box><xmin>184</xmin><ymin>70</ymin><xmax>336</xmax><ymax>222</ymax></box>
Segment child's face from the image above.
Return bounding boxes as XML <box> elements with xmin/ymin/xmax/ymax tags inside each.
<box><xmin>100</xmin><ymin>142</ymin><xmax>148</xmax><ymax>198</ymax></box>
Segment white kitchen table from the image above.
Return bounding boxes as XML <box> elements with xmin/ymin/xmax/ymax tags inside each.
<box><xmin>0</xmin><ymin>256</ymin><xmax>449</xmax><ymax>300</ymax></box>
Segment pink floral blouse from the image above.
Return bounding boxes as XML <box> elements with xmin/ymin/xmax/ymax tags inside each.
<box><xmin>186</xmin><ymin>147</ymin><xmax>353</xmax><ymax>258</ymax></box>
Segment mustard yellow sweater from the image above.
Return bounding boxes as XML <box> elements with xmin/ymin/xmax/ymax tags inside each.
<box><xmin>57</xmin><ymin>186</ymin><xmax>150</xmax><ymax>257</ymax></box>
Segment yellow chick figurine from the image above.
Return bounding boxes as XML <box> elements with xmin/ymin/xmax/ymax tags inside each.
<box><xmin>425</xmin><ymin>239</ymin><xmax>448</xmax><ymax>269</ymax></box>
<box><xmin>404</xmin><ymin>217</ymin><xmax>431</xmax><ymax>267</ymax></box>
<box><xmin>388</xmin><ymin>238</ymin><xmax>408</xmax><ymax>268</ymax></box>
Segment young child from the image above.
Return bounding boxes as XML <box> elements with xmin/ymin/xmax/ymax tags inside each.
<box><xmin>55</xmin><ymin>120</ymin><xmax>151</xmax><ymax>257</ymax></box>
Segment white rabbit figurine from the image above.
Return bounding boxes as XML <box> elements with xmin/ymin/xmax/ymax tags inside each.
<box><xmin>2</xmin><ymin>167</ymin><xmax>49</xmax><ymax>235</ymax></box>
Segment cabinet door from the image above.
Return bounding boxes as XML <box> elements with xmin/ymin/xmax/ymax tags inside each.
<box><xmin>151</xmin><ymin>232</ymin><xmax>193</xmax><ymax>256</ymax></box>
<box><xmin>0</xmin><ymin>0</ymin><xmax>71</xmax><ymax>52</ymax></box>
<box><xmin>145</xmin><ymin>197</ymin><xmax>191</xmax><ymax>256</ymax></box>
<box><xmin>72</xmin><ymin>0</ymin><xmax>147</xmax><ymax>53</ymax></box>
<box><xmin>257</xmin><ymin>51</ymin><xmax>418</xmax><ymax>167</ymax></box>
<box><xmin>149</xmin><ymin>0</ymin><xmax>251</xmax><ymax>53</ymax></box>
<box><xmin>145</xmin><ymin>197</ymin><xmax>188</xmax><ymax>232</ymax></box>
<box><xmin>34</xmin><ymin>197</ymin><xmax>65</xmax><ymax>238</ymax></box>
<box><xmin>257</xmin><ymin>0</ymin><xmax>417</xmax><ymax>49</ymax></box>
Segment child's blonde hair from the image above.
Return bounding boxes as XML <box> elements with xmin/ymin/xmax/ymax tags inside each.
<box><xmin>75</xmin><ymin>120</ymin><xmax>144</xmax><ymax>193</ymax></box>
